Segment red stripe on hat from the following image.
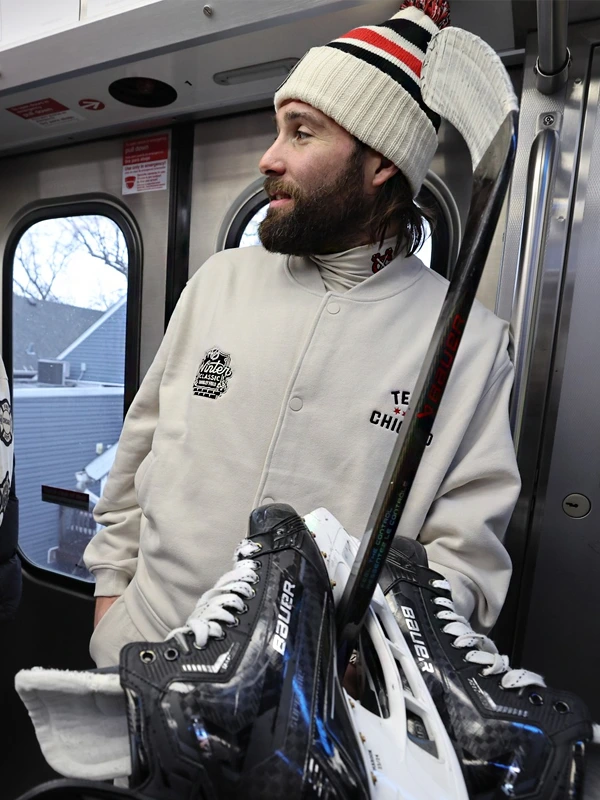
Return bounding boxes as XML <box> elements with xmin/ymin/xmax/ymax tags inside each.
<box><xmin>339</xmin><ymin>27</ymin><xmax>423</xmax><ymax>77</ymax></box>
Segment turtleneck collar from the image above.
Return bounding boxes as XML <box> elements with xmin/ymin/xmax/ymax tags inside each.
<box><xmin>284</xmin><ymin>237</ymin><xmax>426</xmax><ymax>301</ymax></box>
<box><xmin>309</xmin><ymin>237</ymin><xmax>399</xmax><ymax>293</ymax></box>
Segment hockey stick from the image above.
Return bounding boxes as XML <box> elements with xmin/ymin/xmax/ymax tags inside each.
<box><xmin>336</xmin><ymin>29</ymin><xmax>519</xmax><ymax>669</ymax></box>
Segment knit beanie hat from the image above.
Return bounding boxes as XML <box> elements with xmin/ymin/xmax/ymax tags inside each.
<box><xmin>274</xmin><ymin>0</ymin><xmax>451</xmax><ymax>197</ymax></box>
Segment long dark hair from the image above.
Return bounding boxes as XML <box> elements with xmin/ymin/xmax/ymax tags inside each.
<box><xmin>355</xmin><ymin>139</ymin><xmax>436</xmax><ymax>257</ymax></box>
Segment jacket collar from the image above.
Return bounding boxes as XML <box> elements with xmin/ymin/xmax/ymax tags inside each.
<box><xmin>286</xmin><ymin>249</ymin><xmax>427</xmax><ymax>301</ymax></box>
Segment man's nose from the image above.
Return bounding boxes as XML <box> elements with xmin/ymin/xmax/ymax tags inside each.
<box><xmin>259</xmin><ymin>139</ymin><xmax>286</xmax><ymax>176</ymax></box>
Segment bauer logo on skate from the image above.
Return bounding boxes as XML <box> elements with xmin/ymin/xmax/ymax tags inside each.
<box><xmin>192</xmin><ymin>347</ymin><xmax>233</xmax><ymax>399</ymax></box>
<box><xmin>369</xmin><ymin>388</ymin><xmax>434</xmax><ymax>445</ymax></box>
<box><xmin>401</xmin><ymin>605</ymin><xmax>434</xmax><ymax>673</ymax></box>
<box><xmin>271</xmin><ymin>579</ymin><xmax>296</xmax><ymax>655</ymax></box>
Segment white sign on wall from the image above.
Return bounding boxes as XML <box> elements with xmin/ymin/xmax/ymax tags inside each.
<box><xmin>7</xmin><ymin>98</ymin><xmax>83</xmax><ymax>128</ymax></box>
<box><xmin>122</xmin><ymin>134</ymin><xmax>169</xmax><ymax>195</ymax></box>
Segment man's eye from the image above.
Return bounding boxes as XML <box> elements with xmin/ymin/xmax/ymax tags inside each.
<box><xmin>294</xmin><ymin>130</ymin><xmax>311</xmax><ymax>141</ymax></box>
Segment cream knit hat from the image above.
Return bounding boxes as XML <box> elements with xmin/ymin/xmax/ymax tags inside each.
<box><xmin>274</xmin><ymin>0</ymin><xmax>451</xmax><ymax>197</ymax></box>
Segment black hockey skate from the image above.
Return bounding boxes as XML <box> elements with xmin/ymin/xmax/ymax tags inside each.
<box><xmin>117</xmin><ymin>503</ymin><xmax>371</xmax><ymax>800</ymax></box>
<box><xmin>380</xmin><ymin>538</ymin><xmax>593</xmax><ymax>800</ymax></box>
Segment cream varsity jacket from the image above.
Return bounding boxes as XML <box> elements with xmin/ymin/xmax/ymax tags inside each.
<box><xmin>84</xmin><ymin>245</ymin><xmax>520</xmax><ymax>636</ymax></box>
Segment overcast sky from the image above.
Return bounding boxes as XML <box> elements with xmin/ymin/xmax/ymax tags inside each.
<box><xmin>13</xmin><ymin>216</ymin><xmax>127</xmax><ymax>310</ymax></box>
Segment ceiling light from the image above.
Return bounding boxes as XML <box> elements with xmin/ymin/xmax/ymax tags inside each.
<box><xmin>213</xmin><ymin>58</ymin><xmax>299</xmax><ymax>86</ymax></box>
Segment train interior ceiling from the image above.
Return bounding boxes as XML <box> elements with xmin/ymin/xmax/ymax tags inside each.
<box><xmin>1</xmin><ymin>0</ymin><xmax>600</xmax><ymax>796</ymax></box>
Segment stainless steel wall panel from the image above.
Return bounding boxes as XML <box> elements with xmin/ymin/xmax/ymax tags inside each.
<box><xmin>477</xmin><ymin>193</ymin><xmax>508</xmax><ymax>311</ymax></box>
<box><xmin>519</xmin><ymin>46</ymin><xmax>600</xmax><ymax>715</ymax></box>
<box><xmin>493</xmin><ymin>23</ymin><xmax>596</xmax><ymax>664</ymax></box>
<box><xmin>497</xmin><ymin>38</ymin><xmax>587</xmax><ymax>322</ymax></box>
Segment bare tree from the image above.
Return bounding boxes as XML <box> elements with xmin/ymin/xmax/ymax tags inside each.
<box><xmin>60</xmin><ymin>217</ymin><xmax>128</xmax><ymax>276</ymax></box>
<box><xmin>13</xmin><ymin>216</ymin><xmax>128</xmax><ymax>310</ymax></box>
<box><xmin>13</xmin><ymin>228</ymin><xmax>66</xmax><ymax>302</ymax></box>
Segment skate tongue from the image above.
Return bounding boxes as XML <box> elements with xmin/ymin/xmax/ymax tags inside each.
<box><xmin>389</xmin><ymin>537</ymin><xmax>429</xmax><ymax>569</ymax></box>
<box><xmin>248</xmin><ymin>503</ymin><xmax>299</xmax><ymax>538</ymax></box>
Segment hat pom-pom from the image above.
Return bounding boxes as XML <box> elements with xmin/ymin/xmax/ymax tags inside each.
<box><xmin>400</xmin><ymin>0</ymin><xmax>451</xmax><ymax>29</ymax></box>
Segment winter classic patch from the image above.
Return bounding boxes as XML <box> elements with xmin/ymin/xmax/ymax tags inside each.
<box><xmin>0</xmin><ymin>471</ymin><xmax>10</xmax><ymax>515</ymax></box>
<box><xmin>0</xmin><ymin>399</ymin><xmax>12</xmax><ymax>446</ymax></box>
<box><xmin>193</xmin><ymin>348</ymin><xmax>233</xmax><ymax>399</ymax></box>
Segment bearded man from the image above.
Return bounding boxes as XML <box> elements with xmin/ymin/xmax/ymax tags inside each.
<box><xmin>85</xmin><ymin>1</ymin><xmax>520</xmax><ymax>668</ymax></box>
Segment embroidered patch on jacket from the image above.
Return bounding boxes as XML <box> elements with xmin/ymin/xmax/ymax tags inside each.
<box><xmin>371</xmin><ymin>247</ymin><xmax>394</xmax><ymax>274</ymax></box>
<box><xmin>0</xmin><ymin>399</ymin><xmax>12</xmax><ymax>446</ymax></box>
<box><xmin>0</xmin><ymin>471</ymin><xmax>10</xmax><ymax>515</ymax></box>
<box><xmin>193</xmin><ymin>348</ymin><xmax>233</xmax><ymax>399</ymax></box>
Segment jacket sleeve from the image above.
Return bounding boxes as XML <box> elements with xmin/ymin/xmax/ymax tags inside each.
<box><xmin>84</xmin><ymin>289</ymin><xmax>187</xmax><ymax>597</ymax></box>
<box><xmin>420</xmin><ymin>353</ymin><xmax>521</xmax><ymax>632</ymax></box>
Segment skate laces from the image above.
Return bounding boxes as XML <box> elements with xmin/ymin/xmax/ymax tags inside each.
<box><xmin>166</xmin><ymin>540</ymin><xmax>262</xmax><ymax>651</ymax></box>
<box><xmin>431</xmin><ymin>578</ymin><xmax>546</xmax><ymax>690</ymax></box>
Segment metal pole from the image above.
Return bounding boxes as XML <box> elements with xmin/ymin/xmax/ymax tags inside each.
<box><xmin>535</xmin><ymin>0</ymin><xmax>570</xmax><ymax>95</ymax></box>
<box><xmin>509</xmin><ymin>126</ymin><xmax>559</xmax><ymax>448</ymax></box>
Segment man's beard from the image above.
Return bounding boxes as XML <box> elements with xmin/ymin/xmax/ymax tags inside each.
<box><xmin>259</xmin><ymin>146</ymin><xmax>374</xmax><ymax>256</ymax></box>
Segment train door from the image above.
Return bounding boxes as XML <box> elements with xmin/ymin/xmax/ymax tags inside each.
<box><xmin>0</xmin><ymin>129</ymin><xmax>185</xmax><ymax>797</ymax></box>
<box><xmin>494</xmin><ymin>19</ymin><xmax>600</xmax><ymax>721</ymax></box>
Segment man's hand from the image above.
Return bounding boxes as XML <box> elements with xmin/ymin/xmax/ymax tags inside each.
<box><xmin>94</xmin><ymin>595</ymin><xmax>119</xmax><ymax>629</ymax></box>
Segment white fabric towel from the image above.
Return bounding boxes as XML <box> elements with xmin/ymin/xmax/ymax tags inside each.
<box><xmin>14</xmin><ymin>667</ymin><xmax>131</xmax><ymax>780</ymax></box>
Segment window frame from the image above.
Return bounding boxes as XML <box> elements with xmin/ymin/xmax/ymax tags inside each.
<box><xmin>2</xmin><ymin>195</ymin><xmax>143</xmax><ymax>594</ymax></box>
<box><xmin>219</xmin><ymin>177</ymin><xmax>267</xmax><ymax>252</ymax></box>
<box><xmin>216</xmin><ymin>172</ymin><xmax>462</xmax><ymax>280</ymax></box>
<box><xmin>419</xmin><ymin>171</ymin><xmax>462</xmax><ymax>280</ymax></box>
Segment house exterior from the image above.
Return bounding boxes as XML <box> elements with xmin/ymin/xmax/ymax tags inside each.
<box><xmin>57</xmin><ymin>298</ymin><xmax>126</xmax><ymax>384</ymax></box>
<box><xmin>13</xmin><ymin>294</ymin><xmax>103</xmax><ymax>374</ymax></box>
<box><xmin>12</xmin><ymin>294</ymin><xmax>127</xmax><ymax>579</ymax></box>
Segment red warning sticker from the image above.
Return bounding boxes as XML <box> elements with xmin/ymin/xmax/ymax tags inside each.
<box><xmin>122</xmin><ymin>134</ymin><xmax>169</xmax><ymax>195</ymax></box>
<box><xmin>7</xmin><ymin>98</ymin><xmax>83</xmax><ymax>128</ymax></box>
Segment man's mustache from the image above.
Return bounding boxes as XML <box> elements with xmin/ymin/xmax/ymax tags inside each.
<box><xmin>263</xmin><ymin>178</ymin><xmax>302</xmax><ymax>202</ymax></box>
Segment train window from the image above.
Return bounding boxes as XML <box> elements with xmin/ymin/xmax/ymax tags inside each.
<box><xmin>238</xmin><ymin>204</ymin><xmax>268</xmax><ymax>248</ymax></box>
<box><xmin>218</xmin><ymin>173</ymin><xmax>459</xmax><ymax>278</ymax></box>
<box><xmin>9</xmin><ymin>212</ymin><xmax>135</xmax><ymax>584</ymax></box>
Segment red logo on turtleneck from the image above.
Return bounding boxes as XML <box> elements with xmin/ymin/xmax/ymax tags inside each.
<box><xmin>371</xmin><ymin>247</ymin><xmax>394</xmax><ymax>274</ymax></box>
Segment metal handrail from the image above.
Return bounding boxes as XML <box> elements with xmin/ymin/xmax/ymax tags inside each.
<box><xmin>535</xmin><ymin>0</ymin><xmax>570</xmax><ymax>95</ymax></box>
<box><xmin>510</xmin><ymin>127</ymin><xmax>559</xmax><ymax>449</ymax></box>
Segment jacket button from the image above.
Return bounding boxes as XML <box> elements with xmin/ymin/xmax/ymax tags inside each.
<box><xmin>289</xmin><ymin>397</ymin><xmax>303</xmax><ymax>411</ymax></box>
<box><xmin>327</xmin><ymin>302</ymin><xmax>340</xmax><ymax>314</ymax></box>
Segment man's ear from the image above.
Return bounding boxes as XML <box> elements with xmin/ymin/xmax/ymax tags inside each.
<box><xmin>365</xmin><ymin>149</ymin><xmax>399</xmax><ymax>190</ymax></box>
<box><xmin>373</xmin><ymin>156</ymin><xmax>399</xmax><ymax>188</ymax></box>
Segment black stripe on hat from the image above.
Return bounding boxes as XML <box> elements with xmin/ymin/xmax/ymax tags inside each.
<box><xmin>378</xmin><ymin>18</ymin><xmax>433</xmax><ymax>54</ymax></box>
<box><xmin>327</xmin><ymin>41</ymin><xmax>441</xmax><ymax>131</ymax></box>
